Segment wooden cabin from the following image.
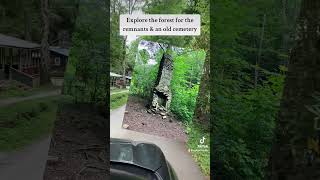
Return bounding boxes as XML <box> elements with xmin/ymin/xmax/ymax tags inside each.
<box><xmin>125</xmin><ymin>75</ymin><xmax>132</xmax><ymax>88</ymax></box>
<box><xmin>110</xmin><ymin>72</ymin><xmax>123</xmax><ymax>88</ymax></box>
<box><xmin>110</xmin><ymin>72</ymin><xmax>131</xmax><ymax>89</ymax></box>
<box><xmin>0</xmin><ymin>34</ymin><xmax>41</xmax><ymax>87</ymax></box>
<box><xmin>49</xmin><ymin>46</ymin><xmax>69</xmax><ymax>86</ymax></box>
<box><xmin>0</xmin><ymin>34</ymin><xmax>69</xmax><ymax>87</ymax></box>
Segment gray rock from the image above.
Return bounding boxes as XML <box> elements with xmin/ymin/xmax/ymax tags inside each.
<box><xmin>162</xmin><ymin>116</ymin><xmax>167</xmax><ymax>119</ymax></box>
<box><xmin>160</xmin><ymin>112</ymin><xmax>166</xmax><ymax>116</ymax></box>
<box><xmin>123</xmin><ymin>124</ymin><xmax>129</xmax><ymax>129</ymax></box>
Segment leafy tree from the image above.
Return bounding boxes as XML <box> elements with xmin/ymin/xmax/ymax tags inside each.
<box><xmin>211</xmin><ymin>0</ymin><xmax>301</xmax><ymax>179</ymax></box>
<box><xmin>268</xmin><ymin>0</ymin><xmax>320</xmax><ymax>179</ymax></box>
<box><xmin>142</xmin><ymin>0</ymin><xmax>191</xmax><ymax>53</ymax></box>
<box><xmin>171</xmin><ymin>50</ymin><xmax>205</xmax><ymax>122</ymax></box>
<box><xmin>64</xmin><ymin>0</ymin><xmax>107</xmax><ymax>105</ymax></box>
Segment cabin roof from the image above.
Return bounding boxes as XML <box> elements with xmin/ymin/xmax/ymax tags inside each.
<box><xmin>49</xmin><ymin>46</ymin><xmax>69</xmax><ymax>57</ymax></box>
<box><xmin>110</xmin><ymin>72</ymin><xmax>132</xmax><ymax>79</ymax></box>
<box><xmin>110</xmin><ymin>72</ymin><xmax>122</xmax><ymax>77</ymax></box>
<box><xmin>0</xmin><ymin>34</ymin><xmax>40</xmax><ymax>49</ymax></box>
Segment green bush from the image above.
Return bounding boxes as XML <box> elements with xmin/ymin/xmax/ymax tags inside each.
<box><xmin>212</xmin><ymin>73</ymin><xmax>285</xmax><ymax>179</ymax></box>
<box><xmin>187</xmin><ymin>123</ymin><xmax>210</xmax><ymax>176</ymax></box>
<box><xmin>129</xmin><ymin>48</ymin><xmax>205</xmax><ymax>123</ymax></box>
<box><xmin>110</xmin><ymin>92</ymin><xmax>128</xmax><ymax>110</ymax></box>
<box><xmin>170</xmin><ymin>50</ymin><xmax>205</xmax><ymax>123</ymax></box>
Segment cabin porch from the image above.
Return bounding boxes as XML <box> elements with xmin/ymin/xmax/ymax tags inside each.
<box><xmin>0</xmin><ymin>47</ymin><xmax>41</xmax><ymax>87</ymax></box>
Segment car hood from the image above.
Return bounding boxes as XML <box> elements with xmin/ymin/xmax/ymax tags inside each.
<box><xmin>110</xmin><ymin>138</ymin><xmax>166</xmax><ymax>172</ymax></box>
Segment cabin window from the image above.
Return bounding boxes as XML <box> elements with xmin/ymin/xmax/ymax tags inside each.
<box><xmin>54</xmin><ymin>57</ymin><xmax>61</xmax><ymax>66</ymax></box>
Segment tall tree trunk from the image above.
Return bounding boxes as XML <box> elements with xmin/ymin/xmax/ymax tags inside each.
<box><xmin>24</xmin><ymin>9</ymin><xmax>31</xmax><ymax>41</ymax></box>
<box><xmin>194</xmin><ymin>52</ymin><xmax>210</xmax><ymax>128</ymax></box>
<box><xmin>282</xmin><ymin>0</ymin><xmax>288</xmax><ymax>50</ymax></box>
<box><xmin>121</xmin><ymin>0</ymin><xmax>137</xmax><ymax>88</ymax></box>
<box><xmin>41</xmin><ymin>0</ymin><xmax>50</xmax><ymax>83</ymax></box>
<box><xmin>268</xmin><ymin>1</ymin><xmax>320</xmax><ymax>179</ymax></box>
<box><xmin>122</xmin><ymin>36</ymin><xmax>127</xmax><ymax>88</ymax></box>
<box><xmin>254</xmin><ymin>14</ymin><xmax>266</xmax><ymax>88</ymax></box>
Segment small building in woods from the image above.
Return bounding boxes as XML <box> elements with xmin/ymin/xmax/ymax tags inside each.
<box><xmin>49</xmin><ymin>46</ymin><xmax>69</xmax><ymax>86</ymax></box>
<box><xmin>110</xmin><ymin>72</ymin><xmax>131</xmax><ymax>89</ymax></box>
<box><xmin>0</xmin><ymin>34</ymin><xmax>69</xmax><ymax>87</ymax></box>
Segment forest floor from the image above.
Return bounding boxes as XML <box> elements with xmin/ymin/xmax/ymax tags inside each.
<box><xmin>122</xmin><ymin>96</ymin><xmax>188</xmax><ymax>142</ymax></box>
<box><xmin>43</xmin><ymin>103</ymin><xmax>107</xmax><ymax>180</ymax></box>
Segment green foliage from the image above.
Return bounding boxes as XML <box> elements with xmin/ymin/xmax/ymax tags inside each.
<box><xmin>212</xmin><ymin>73</ymin><xmax>285</xmax><ymax>179</ymax></box>
<box><xmin>0</xmin><ymin>96</ymin><xmax>70</xmax><ymax>151</ymax></box>
<box><xmin>38</xmin><ymin>102</ymin><xmax>49</xmax><ymax>112</ymax></box>
<box><xmin>144</xmin><ymin>0</ymin><xmax>187</xmax><ymax>14</ymax></box>
<box><xmin>187</xmin><ymin>122</ymin><xmax>210</xmax><ymax>176</ymax></box>
<box><xmin>63</xmin><ymin>1</ymin><xmax>108</xmax><ymax>105</ymax></box>
<box><xmin>142</xmin><ymin>0</ymin><xmax>192</xmax><ymax>49</ymax></box>
<box><xmin>170</xmin><ymin>50</ymin><xmax>205</xmax><ymax>123</ymax></box>
<box><xmin>0</xmin><ymin>0</ymin><xmax>78</xmax><ymax>43</ymax></box>
<box><xmin>129</xmin><ymin>61</ymin><xmax>159</xmax><ymax>99</ymax></box>
<box><xmin>110</xmin><ymin>92</ymin><xmax>129</xmax><ymax>110</ymax></box>
<box><xmin>211</xmin><ymin>0</ymin><xmax>300</xmax><ymax>178</ymax></box>
<box><xmin>138</xmin><ymin>49</ymin><xmax>150</xmax><ymax>64</ymax></box>
<box><xmin>130</xmin><ymin>42</ymin><xmax>205</xmax><ymax>124</ymax></box>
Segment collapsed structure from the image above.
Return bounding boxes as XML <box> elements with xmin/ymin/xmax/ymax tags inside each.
<box><xmin>150</xmin><ymin>53</ymin><xmax>173</xmax><ymax>115</ymax></box>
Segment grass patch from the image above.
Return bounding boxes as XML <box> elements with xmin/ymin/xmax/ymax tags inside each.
<box><xmin>111</xmin><ymin>88</ymin><xmax>129</xmax><ymax>94</ymax></box>
<box><xmin>111</xmin><ymin>88</ymin><xmax>122</xmax><ymax>93</ymax></box>
<box><xmin>186</xmin><ymin>123</ymin><xmax>210</xmax><ymax>176</ymax></box>
<box><xmin>0</xmin><ymin>82</ymin><xmax>59</xmax><ymax>99</ymax></box>
<box><xmin>110</xmin><ymin>92</ymin><xmax>128</xmax><ymax>110</ymax></box>
<box><xmin>0</xmin><ymin>95</ymin><xmax>72</xmax><ymax>151</ymax></box>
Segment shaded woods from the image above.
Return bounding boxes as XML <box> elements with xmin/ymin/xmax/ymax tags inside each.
<box><xmin>211</xmin><ymin>0</ymin><xmax>299</xmax><ymax>179</ymax></box>
<box><xmin>63</xmin><ymin>0</ymin><xmax>108</xmax><ymax>113</ymax></box>
<box><xmin>211</xmin><ymin>0</ymin><xmax>320</xmax><ymax>179</ymax></box>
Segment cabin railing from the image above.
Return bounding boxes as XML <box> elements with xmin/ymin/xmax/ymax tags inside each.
<box><xmin>10</xmin><ymin>67</ymin><xmax>40</xmax><ymax>88</ymax></box>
